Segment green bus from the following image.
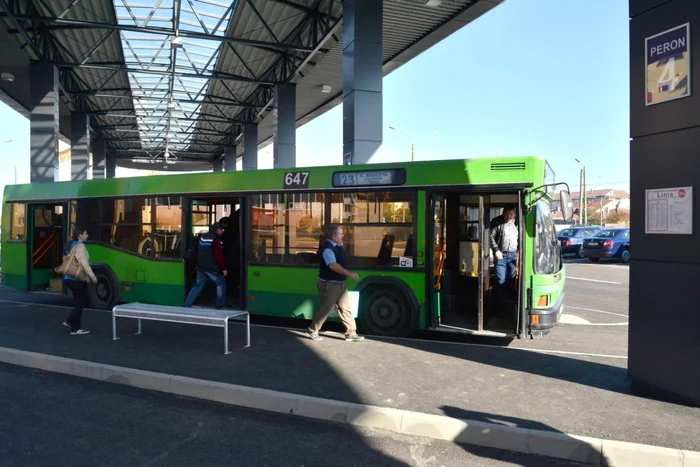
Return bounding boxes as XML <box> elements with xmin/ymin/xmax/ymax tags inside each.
<box><xmin>1</xmin><ymin>156</ymin><xmax>573</xmax><ymax>339</ymax></box>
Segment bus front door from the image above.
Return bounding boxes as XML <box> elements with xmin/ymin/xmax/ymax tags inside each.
<box><xmin>28</xmin><ymin>203</ymin><xmax>66</xmax><ymax>292</ymax></box>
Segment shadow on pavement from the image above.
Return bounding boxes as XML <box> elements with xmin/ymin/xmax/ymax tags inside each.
<box><xmin>441</xmin><ymin>406</ymin><xmax>607</xmax><ymax>466</ymax></box>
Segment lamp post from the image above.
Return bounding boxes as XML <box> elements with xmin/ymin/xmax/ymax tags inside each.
<box><xmin>389</xmin><ymin>126</ymin><xmax>438</xmax><ymax>162</ymax></box>
<box><xmin>575</xmin><ymin>158</ymin><xmax>587</xmax><ymax>224</ymax></box>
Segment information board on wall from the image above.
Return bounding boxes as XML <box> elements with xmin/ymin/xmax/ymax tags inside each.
<box><xmin>645</xmin><ymin>186</ymin><xmax>693</xmax><ymax>234</ymax></box>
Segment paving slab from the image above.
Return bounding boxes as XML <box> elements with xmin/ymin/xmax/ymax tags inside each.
<box><xmin>0</xmin><ymin>297</ymin><xmax>698</xmax><ymax>453</ymax></box>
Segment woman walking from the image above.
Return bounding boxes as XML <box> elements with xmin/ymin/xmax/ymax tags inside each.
<box><xmin>62</xmin><ymin>227</ymin><xmax>98</xmax><ymax>335</ymax></box>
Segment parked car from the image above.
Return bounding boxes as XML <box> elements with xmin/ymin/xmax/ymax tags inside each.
<box><xmin>581</xmin><ymin>228</ymin><xmax>631</xmax><ymax>263</ymax></box>
<box><xmin>558</xmin><ymin>226</ymin><xmax>602</xmax><ymax>257</ymax></box>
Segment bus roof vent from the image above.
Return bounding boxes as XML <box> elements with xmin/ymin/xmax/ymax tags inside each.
<box><xmin>490</xmin><ymin>162</ymin><xmax>526</xmax><ymax>172</ymax></box>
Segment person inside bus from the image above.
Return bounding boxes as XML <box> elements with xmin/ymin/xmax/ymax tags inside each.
<box><xmin>184</xmin><ymin>222</ymin><xmax>228</xmax><ymax>309</ymax></box>
<box><xmin>489</xmin><ymin>206</ymin><xmax>518</xmax><ymax>316</ymax></box>
<box><xmin>219</xmin><ymin>213</ymin><xmax>240</xmax><ymax>297</ymax></box>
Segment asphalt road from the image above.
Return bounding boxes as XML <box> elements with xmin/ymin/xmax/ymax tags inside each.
<box><xmin>0</xmin><ymin>363</ymin><xmax>586</xmax><ymax>467</ymax></box>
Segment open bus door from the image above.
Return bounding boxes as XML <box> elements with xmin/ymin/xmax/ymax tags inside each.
<box><xmin>184</xmin><ymin>197</ymin><xmax>245</xmax><ymax>309</ymax></box>
<box><xmin>27</xmin><ymin>203</ymin><xmax>66</xmax><ymax>292</ymax></box>
<box><xmin>429</xmin><ymin>194</ymin><xmax>446</xmax><ymax>328</ymax></box>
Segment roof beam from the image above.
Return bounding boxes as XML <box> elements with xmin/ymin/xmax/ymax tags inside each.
<box><xmin>268</xmin><ymin>0</ymin><xmax>339</xmax><ymax>21</ymax></box>
<box><xmin>6</xmin><ymin>15</ymin><xmax>315</xmax><ymax>53</ymax></box>
<box><xmin>80</xmin><ymin>92</ymin><xmax>265</xmax><ymax>109</ymax></box>
<box><xmin>56</xmin><ymin>62</ymin><xmax>278</xmax><ymax>85</ymax></box>
<box><xmin>0</xmin><ymin>2</ymin><xmax>44</xmax><ymax>60</ymax></box>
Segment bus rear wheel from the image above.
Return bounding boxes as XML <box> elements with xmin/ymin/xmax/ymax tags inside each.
<box><xmin>358</xmin><ymin>286</ymin><xmax>412</xmax><ymax>338</ymax></box>
<box><xmin>88</xmin><ymin>267</ymin><xmax>119</xmax><ymax>310</ymax></box>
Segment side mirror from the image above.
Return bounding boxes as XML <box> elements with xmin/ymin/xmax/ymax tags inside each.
<box><xmin>560</xmin><ymin>190</ymin><xmax>573</xmax><ymax>223</ymax></box>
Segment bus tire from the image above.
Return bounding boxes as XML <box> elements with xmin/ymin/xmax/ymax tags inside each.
<box><xmin>358</xmin><ymin>285</ymin><xmax>413</xmax><ymax>338</ymax></box>
<box><xmin>88</xmin><ymin>265</ymin><xmax>120</xmax><ymax>310</ymax></box>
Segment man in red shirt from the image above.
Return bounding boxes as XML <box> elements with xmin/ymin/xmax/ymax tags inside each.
<box><xmin>184</xmin><ymin>222</ymin><xmax>228</xmax><ymax>309</ymax></box>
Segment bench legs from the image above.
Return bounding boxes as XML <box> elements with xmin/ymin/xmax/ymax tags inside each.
<box><xmin>112</xmin><ymin>312</ymin><xmax>119</xmax><ymax>341</ymax></box>
<box><xmin>224</xmin><ymin>318</ymin><xmax>230</xmax><ymax>355</ymax></box>
<box><xmin>136</xmin><ymin>319</ymin><xmax>142</xmax><ymax>335</ymax></box>
<box><xmin>245</xmin><ymin>313</ymin><xmax>251</xmax><ymax>348</ymax></box>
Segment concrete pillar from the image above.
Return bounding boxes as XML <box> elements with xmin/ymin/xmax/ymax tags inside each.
<box><xmin>273</xmin><ymin>83</ymin><xmax>296</xmax><ymax>168</ymax></box>
<box><xmin>243</xmin><ymin>123</ymin><xmax>258</xmax><ymax>170</ymax></box>
<box><xmin>29</xmin><ymin>61</ymin><xmax>59</xmax><ymax>182</ymax></box>
<box><xmin>628</xmin><ymin>0</ymin><xmax>700</xmax><ymax>406</ymax></box>
<box><xmin>70</xmin><ymin>113</ymin><xmax>90</xmax><ymax>180</ymax></box>
<box><xmin>213</xmin><ymin>159</ymin><xmax>223</xmax><ymax>172</ymax></box>
<box><xmin>342</xmin><ymin>0</ymin><xmax>383</xmax><ymax>165</ymax></box>
<box><xmin>92</xmin><ymin>139</ymin><xmax>106</xmax><ymax>179</ymax></box>
<box><xmin>224</xmin><ymin>146</ymin><xmax>237</xmax><ymax>171</ymax></box>
<box><xmin>105</xmin><ymin>151</ymin><xmax>116</xmax><ymax>179</ymax></box>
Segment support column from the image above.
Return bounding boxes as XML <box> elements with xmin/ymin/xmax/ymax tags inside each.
<box><xmin>92</xmin><ymin>139</ymin><xmax>106</xmax><ymax>179</ymax></box>
<box><xmin>29</xmin><ymin>61</ymin><xmax>59</xmax><ymax>182</ymax></box>
<box><xmin>70</xmin><ymin>113</ymin><xmax>90</xmax><ymax>180</ymax></box>
<box><xmin>342</xmin><ymin>0</ymin><xmax>383</xmax><ymax>165</ymax></box>
<box><xmin>629</xmin><ymin>0</ymin><xmax>700</xmax><ymax>406</ymax></box>
<box><xmin>224</xmin><ymin>146</ymin><xmax>237</xmax><ymax>171</ymax></box>
<box><xmin>273</xmin><ymin>83</ymin><xmax>296</xmax><ymax>168</ymax></box>
<box><xmin>105</xmin><ymin>151</ymin><xmax>116</xmax><ymax>179</ymax></box>
<box><xmin>243</xmin><ymin>123</ymin><xmax>258</xmax><ymax>170</ymax></box>
<box><xmin>213</xmin><ymin>159</ymin><xmax>223</xmax><ymax>172</ymax></box>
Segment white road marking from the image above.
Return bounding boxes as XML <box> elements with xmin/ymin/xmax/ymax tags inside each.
<box><xmin>567</xmin><ymin>262</ymin><xmax>628</xmax><ymax>269</ymax></box>
<box><xmin>566</xmin><ymin>306</ymin><xmax>628</xmax><ymax>318</ymax></box>
<box><xmin>567</xmin><ymin>276</ymin><xmax>622</xmax><ymax>285</ymax></box>
<box><xmin>522</xmin><ymin>348</ymin><xmax>627</xmax><ymax>359</ymax></box>
<box><xmin>560</xmin><ymin>314</ymin><xmax>628</xmax><ymax>326</ymax></box>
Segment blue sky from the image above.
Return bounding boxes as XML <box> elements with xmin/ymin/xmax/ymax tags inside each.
<box><xmin>0</xmin><ymin>0</ymin><xmax>630</xmax><ymax>195</ymax></box>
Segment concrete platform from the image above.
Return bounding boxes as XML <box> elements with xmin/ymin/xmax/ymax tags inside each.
<box><xmin>0</xmin><ymin>293</ymin><xmax>698</xmax><ymax>459</ymax></box>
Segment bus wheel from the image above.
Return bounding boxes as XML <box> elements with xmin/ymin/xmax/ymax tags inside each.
<box><xmin>89</xmin><ymin>267</ymin><xmax>119</xmax><ymax>310</ymax></box>
<box><xmin>358</xmin><ymin>286</ymin><xmax>412</xmax><ymax>337</ymax></box>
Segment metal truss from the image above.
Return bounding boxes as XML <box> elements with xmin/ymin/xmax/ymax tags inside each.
<box><xmin>1</xmin><ymin>0</ymin><xmax>342</xmax><ymax>162</ymax></box>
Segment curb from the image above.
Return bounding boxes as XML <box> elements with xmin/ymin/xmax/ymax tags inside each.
<box><xmin>0</xmin><ymin>347</ymin><xmax>697</xmax><ymax>467</ymax></box>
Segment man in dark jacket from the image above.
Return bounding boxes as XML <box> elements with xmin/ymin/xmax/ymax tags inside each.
<box><xmin>306</xmin><ymin>224</ymin><xmax>364</xmax><ymax>342</ymax></box>
<box><xmin>489</xmin><ymin>206</ymin><xmax>519</xmax><ymax>313</ymax></box>
<box><xmin>184</xmin><ymin>222</ymin><xmax>228</xmax><ymax>308</ymax></box>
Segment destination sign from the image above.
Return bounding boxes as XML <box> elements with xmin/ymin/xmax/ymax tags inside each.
<box><xmin>332</xmin><ymin>168</ymin><xmax>406</xmax><ymax>188</ymax></box>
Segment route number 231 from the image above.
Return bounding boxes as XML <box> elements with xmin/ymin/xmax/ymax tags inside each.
<box><xmin>283</xmin><ymin>171</ymin><xmax>310</xmax><ymax>189</ymax></box>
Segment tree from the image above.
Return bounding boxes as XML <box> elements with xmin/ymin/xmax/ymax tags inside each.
<box><xmin>605</xmin><ymin>210</ymin><xmax>630</xmax><ymax>225</ymax></box>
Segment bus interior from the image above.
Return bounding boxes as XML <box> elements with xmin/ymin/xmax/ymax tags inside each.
<box><xmin>431</xmin><ymin>192</ymin><xmax>523</xmax><ymax>336</ymax></box>
<box><xmin>186</xmin><ymin>197</ymin><xmax>245</xmax><ymax>309</ymax></box>
<box><xmin>27</xmin><ymin>203</ymin><xmax>65</xmax><ymax>292</ymax></box>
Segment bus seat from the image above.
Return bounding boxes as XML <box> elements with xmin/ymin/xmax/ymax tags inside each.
<box><xmin>376</xmin><ymin>234</ymin><xmax>395</xmax><ymax>266</ymax></box>
<box><xmin>403</xmin><ymin>234</ymin><xmax>414</xmax><ymax>257</ymax></box>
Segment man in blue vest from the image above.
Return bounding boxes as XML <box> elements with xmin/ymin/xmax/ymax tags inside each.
<box><xmin>306</xmin><ymin>225</ymin><xmax>364</xmax><ymax>342</ymax></box>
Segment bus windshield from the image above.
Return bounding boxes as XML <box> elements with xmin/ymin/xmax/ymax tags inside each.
<box><xmin>535</xmin><ymin>200</ymin><xmax>561</xmax><ymax>274</ymax></box>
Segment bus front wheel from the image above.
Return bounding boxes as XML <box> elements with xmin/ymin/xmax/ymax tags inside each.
<box><xmin>358</xmin><ymin>285</ymin><xmax>412</xmax><ymax>338</ymax></box>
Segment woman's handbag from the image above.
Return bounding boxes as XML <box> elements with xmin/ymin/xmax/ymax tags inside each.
<box><xmin>54</xmin><ymin>245</ymin><xmax>86</xmax><ymax>280</ymax></box>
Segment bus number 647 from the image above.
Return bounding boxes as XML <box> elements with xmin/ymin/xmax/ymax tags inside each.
<box><xmin>283</xmin><ymin>171</ymin><xmax>310</xmax><ymax>189</ymax></box>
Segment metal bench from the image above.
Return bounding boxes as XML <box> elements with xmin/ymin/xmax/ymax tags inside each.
<box><xmin>112</xmin><ymin>303</ymin><xmax>250</xmax><ymax>355</ymax></box>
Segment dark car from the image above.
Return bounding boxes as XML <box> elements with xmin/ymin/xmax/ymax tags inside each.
<box><xmin>558</xmin><ymin>226</ymin><xmax>602</xmax><ymax>257</ymax></box>
<box><xmin>581</xmin><ymin>228</ymin><xmax>631</xmax><ymax>263</ymax></box>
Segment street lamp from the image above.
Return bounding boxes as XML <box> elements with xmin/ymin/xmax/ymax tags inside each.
<box><xmin>388</xmin><ymin>126</ymin><xmax>438</xmax><ymax>162</ymax></box>
<box><xmin>574</xmin><ymin>158</ymin><xmax>587</xmax><ymax>225</ymax></box>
